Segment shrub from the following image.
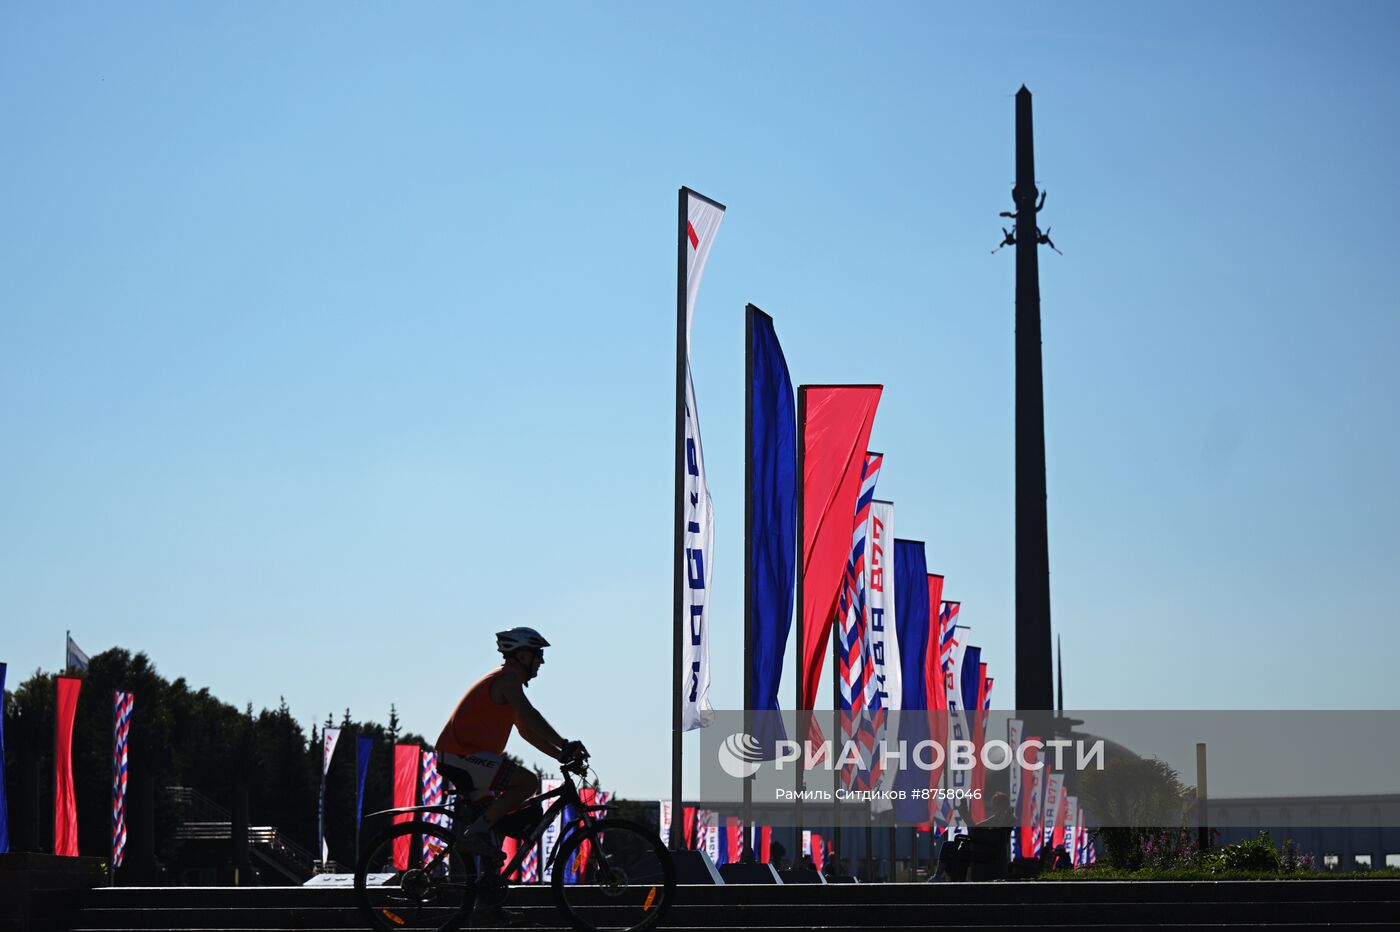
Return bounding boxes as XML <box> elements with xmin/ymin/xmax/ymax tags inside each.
<box><xmin>1279</xmin><ymin>837</ymin><xmax>1316</xmax><ymax>873</ymax></box>
<box><xmin>1208</xmin><ymin>831</ymin><xmax>1281</xmax><ymax>873</ymax></box>
<box><xmin>1138</xmin><ymin>827</ymin><xmax>1200</xmax><ymax>870</ymax></box>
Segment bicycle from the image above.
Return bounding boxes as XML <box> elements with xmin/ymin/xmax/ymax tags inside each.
<box><xmin>353</xmin><ymin>756</ymin><xmax>675</xmax><ymax>932</ymax></box>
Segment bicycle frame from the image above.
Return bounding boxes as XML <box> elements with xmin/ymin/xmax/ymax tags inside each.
<box><xmin>367</xmin><ymin>767</ymin><xmax>612</xmax><ymax>881</ymax></box>
<box><xmin>503</xmin><ymin>769</ymin><xmax>613</xmax><ymax>879</ymax></box>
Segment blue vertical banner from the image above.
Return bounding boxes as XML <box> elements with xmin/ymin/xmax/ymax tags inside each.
<box><xmin>354</xmin><ymin>736</ymin><xmax>373</xmax><ymax>858</ymax></box>
<box><xmin>960</xmin><ymin>646</ymin><xmax>982</xmax><ymax>723</ymax></box>
<box><xmin>746</xmin><ymin>306</ymin><xmax>796</xmax><ymax>752</ymax></box>
<box><xmin>0</xmin><ymin>662</ymin><xmax>9</xmax><ymax>853</ymax></box>
<box><xmin>891</xmin><ymin>540</ymin><xmax>930</xmax><ymax>823</ymax></box>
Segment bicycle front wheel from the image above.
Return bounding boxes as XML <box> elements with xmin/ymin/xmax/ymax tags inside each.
<box><xmin>353</xmin><ymin>820</ymin><xmax>476</xmax><ymax>932</ymax></box>
<box><xmin>550</xmin><ymin>818</ymin><xmax>675</xmax><ymax>932</ymax></box>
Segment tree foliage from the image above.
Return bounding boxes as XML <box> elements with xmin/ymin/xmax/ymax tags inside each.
<box><xmin>1078</xmin><ymin>755</ymin><xmax>1194</xmax><ymax>869</ymax></box>
<box><xmin>0</xmin><ymin>648</ymin><xmax>434</xmax><ymax>870</ymax></box>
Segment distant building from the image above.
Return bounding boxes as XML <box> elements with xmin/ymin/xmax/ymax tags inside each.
<box><xmin>1209</xmin><ymin>793</ymin><xmax>1400</xmax><ymax>873</ymax></box>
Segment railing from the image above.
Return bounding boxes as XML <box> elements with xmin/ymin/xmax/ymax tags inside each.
<box><xmin>165</xmin><ymin>786</ymin><xmax>318</xmax><ymax>881</ymax></box>
<box><xmin>173</xmin><ymin>821</ymin><xmax>317</xmax><ymax>879</ymax></box>
<box><xmin>165</xmin><ymin>786</ymin><xmax>232</xmax><ymax>823</ymax></box>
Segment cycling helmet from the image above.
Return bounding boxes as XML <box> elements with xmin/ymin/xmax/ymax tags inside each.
<box><xmin>497</xmin><ymin>627</ymin><xmax>550</xmax><ymax>656</ymax></box>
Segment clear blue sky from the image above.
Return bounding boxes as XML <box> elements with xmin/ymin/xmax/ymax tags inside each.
<box><xmin>3</xmin><ymin>2</ymin><xmax>1397</xmax><ymax>799</ymax></box>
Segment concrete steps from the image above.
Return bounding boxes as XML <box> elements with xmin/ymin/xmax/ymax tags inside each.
<box><xmin>62</xmin><ymin>880</ymin><xmax>1400</xmax><ymax>931</ymax></box>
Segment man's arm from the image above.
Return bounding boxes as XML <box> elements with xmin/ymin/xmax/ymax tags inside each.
<box><xmin>496</xmin><ymin>676</ymin><xmax>570</xmax><ymax>759</ymax></box>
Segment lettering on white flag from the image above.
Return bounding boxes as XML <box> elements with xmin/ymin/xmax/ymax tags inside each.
<box><xmin>323</xmin><ymin>727</ymin><xmax>341</xmax><ymax>776</ymax></box>
<box><xmin>680</xmin><ymin>189</ymin><xmax>724</xmax><ymax>731</ymax></box>
<box><xmin>867</xmin><ymin>501</ymin><xmax>900</xmax><ymax>812</ymax></box>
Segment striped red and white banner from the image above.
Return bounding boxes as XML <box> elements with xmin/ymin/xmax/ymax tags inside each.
<box><xmin>112</xmin><ymin>691</ymin><xmax>133</xmax><ymax>868</ymax></box>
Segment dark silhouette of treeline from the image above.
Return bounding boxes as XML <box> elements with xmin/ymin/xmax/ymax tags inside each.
<box><xmin>0</xmin><ymin>647</ymin><xmax>460</xmax><ymax>869</ymax></box>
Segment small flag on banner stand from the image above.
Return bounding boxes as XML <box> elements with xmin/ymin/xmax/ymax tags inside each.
<box><xmin>65</xmin><ymin>634</ymin><xmax>90</xmax><ymax>674</ymax></box>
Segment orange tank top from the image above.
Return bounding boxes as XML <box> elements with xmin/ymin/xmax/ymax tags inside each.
<box><xmin>436</xmin><ymin>669</ymin><xmax>518</xmax><ymax>757</ymax></box>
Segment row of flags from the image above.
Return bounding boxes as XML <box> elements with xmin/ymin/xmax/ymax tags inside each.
<box><xmin>14</xmin><ymin>639</ymin><xmax>443</xmax><ymax>868</ymax></box>
<box><xmin>3</xmin><ymin>663</ymin><xmax>133</xmax><ymax>865</ymax></box>
<box><xmin>1008</xmin><ymin>719</ymin><xmax>1096</xmax><ymax>866</ymax></box>
<box><xmin>24</xmin><ymin>674</ymin><xmax>635</xmax><ymax>881</ymax></box>
<box><xmin>659</xmin><ymin>804</ymin><xmax>799</xmax><ymax>870</ymax></box>
<box><xmin>671</xmin><ymin>188</ymin><xmax>1096</xmax><ymax>863</ymax></box>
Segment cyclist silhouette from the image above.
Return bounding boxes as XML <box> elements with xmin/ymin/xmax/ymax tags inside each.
<box><xmin>436</xmin><ymin>626</ymin><xmax>588</xmax><ymax>861</ymax></box>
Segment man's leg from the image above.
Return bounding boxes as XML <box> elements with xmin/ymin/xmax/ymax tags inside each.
<box><xmin>460</xmin><ymin>765</ymin><xmax>538</xmax><ymax>857</ymax></box>
<box><xmin>480</xmin><ymin>767</ymin><xmax>539</xmax><ymax>829</ymax></box>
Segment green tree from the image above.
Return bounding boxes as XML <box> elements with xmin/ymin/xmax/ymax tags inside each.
<box><xmin>1079</xmin><ymin>755</ymin><xmax>1193</xmax><ymax>869</ymax></box>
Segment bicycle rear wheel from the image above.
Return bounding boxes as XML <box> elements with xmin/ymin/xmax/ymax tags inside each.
<box><xmin>550</xmin><ymin>819</ymin><xmax>674</xmax><ymax>932</ymax></box>
<box><xmin>353</xmin><ymin>820</ymin><xmax>476</xmax><ymax>932</ymax></box>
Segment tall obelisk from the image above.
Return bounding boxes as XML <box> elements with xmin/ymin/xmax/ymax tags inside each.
<box><xmin>1012</xmin><ymin>86</ymin><xmax>1055</xmax><ymax>719</ymax></box>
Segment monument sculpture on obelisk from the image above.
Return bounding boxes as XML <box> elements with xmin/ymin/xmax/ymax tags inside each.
<box><xmin>1003</xmin><ymin>86</ymin><xmax>1057</xmax><ymax>727</ymax></box>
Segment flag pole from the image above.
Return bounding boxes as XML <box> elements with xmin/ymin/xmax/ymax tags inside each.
<box><xmin>742</xmin><ymin>304</ymin><xmax>754</xmax><ymax>853</ymax></box>
<box><xmin>670</xmin><ymin>186</ymin><xmax>687</xmax><ymax>850</ymax></box>
<box><xmin>831</xmin><ymin>615</ymin><xmax>840</xmax><ymax>861</ymax></box>
<box><xmin>793</xmin><ymin>386</ymin><xmax>806</xmax><ymax>851</ymax></box>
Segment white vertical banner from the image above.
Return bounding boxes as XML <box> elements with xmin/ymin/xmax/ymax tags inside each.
<box><xmin>318</xmin><ymin>727</ymin><xmax>342</xmax><ymax>864</ymax></box>
<box><xmin>539</xmin><ymin>779</ymin><xmax>563</xmax><ymax>881</ymax></box>
<box><xmin>1007</xmin><ymin>718</ymin><xmax>1024</xmax><ymax>823</ymax></box>
<box><xmin>1043</xmin><ymin>771</ymin><xmax>1064</xmax><ymax>854</ymax></box>
<box><xmin>866</xmin><ymin>500</ymin><xmax>899</xmax><ymax>812</ymax></box>
<box><xmin>1063</xmin><ymin>794</ymin><xmax>1079</xmax><ymax>867</ymax></box>
<box><xmin>702</xmin><ymin>809</ymin><xmax>720</xmax><ymax>864</ymax></box>
<box><xmin>1074</xmin><ymin>801</ymin><xmax>1085</xmax><ymax>863</ymax></box>
<box><xmin>322</xmin><ymin>728</ymin><xmax>342</xmax><ymax>776</ymax></box>
<box><xmin>659</xmin><ymin>801</ymin><xmax>672</xmax><ymax>847</ymax></box>
<box><xmin>1028</xmin><ymin>766</ymin><xmax>1046</xmax><ymax>857</ymax></box>
<box><xmin>944</xmin><ymin>626</ymin><xmax>971</xmax><ymax>794</ymax></box>
<box><xmin>684</xmin><ymin>192</ymin><xmax>724</xmax><ymax>338</ymax></box>
<box><xmin>680</xmin><ymin>189</ymin><xmax>724</xmax><ymax>732</ymax></box>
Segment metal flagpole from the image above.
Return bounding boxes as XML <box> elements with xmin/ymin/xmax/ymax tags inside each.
<box><xmin>794</xmin><ymin>386</ymin><xmax>807</xmax><ymax>850</ymax></box>
<box><xmin>671</xmin><ymin>186</ymin><xmax>688</xmax><ymax>850</ymax></box>
<box><xmin>831</xmin><ymin>621</ymin><xmax>840</xmax><ymax>863</ymax></box>
<box><xmin>743</xmin><ymin>305</ymin><xmax>755</xmax><ymax>855</ymax></box>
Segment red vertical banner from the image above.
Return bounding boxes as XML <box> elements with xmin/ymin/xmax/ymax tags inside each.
<box><xmin>392</xmin><ymin>744</ymin><xmax>418</xmax><ymax>870</ymax></box>
<box><xmin>925</xmin><ymin>584</ymin><xmax>947</xmax><ymax>714</ymax></box>
<box><xmin>1018</xmin><ymin>739</ymin><xmax>1041</xmax><ymax>859</ymax></box>
<box><xmin>724</xmin><ymin>817</ymin><xmax>742</xmax><ymax>863</ymax></box>
<box><xmin>799</xmin><ymin>385</ymin><xmax>882</xmax><ymax>716</ymax></box>
<box><xmin>971</xmin><ymin>662</ymin><xmax>989</xmax><ymax>822</ymax></box>
<box><xmin>500</xmin><ymin>836</ymin><xmax>520</xmax><ymax>881</ymax></box>
<box><xmin>681</xmin><ymin>805</ymin><xmax>696</xmax><ymax>849</ymax></box>
<box><xmin>54</xmin><ymin>676</ymin><xmax>82</xmax><ymax>856</ymax></box>
<box><xmin>922</xmin><ymin>576</ymin><xmax>947</xmax><ymax>821</ymax></box>
<box><xmin>1051</xmin><ymin>788</ymin><xmax>1069</xmax><ymax>853</ymax></box>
